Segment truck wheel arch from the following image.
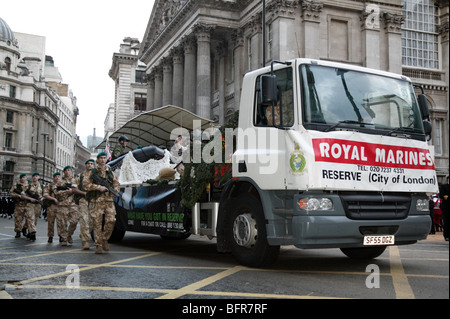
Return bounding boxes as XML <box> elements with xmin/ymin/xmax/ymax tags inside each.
<box><xmin>216</xmin><ymin>178</ymin><xmax>265</xmax><ymax>253</ymax></box>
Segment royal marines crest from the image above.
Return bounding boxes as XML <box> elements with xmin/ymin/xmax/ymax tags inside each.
<box><xmin>289</xmin><ymin>143</ymin><xmax>306</xmax><ymax>176</ymax></box>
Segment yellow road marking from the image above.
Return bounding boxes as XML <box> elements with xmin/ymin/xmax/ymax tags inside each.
<box><xmin>157</xmin><ymin>265</ymin><xmax>246</xmax><ymax>299</ymax></box>
<box><xmin>389</xmin><ymin>246</ymin><xmax>415</xmax><ymax>299</ymax></box>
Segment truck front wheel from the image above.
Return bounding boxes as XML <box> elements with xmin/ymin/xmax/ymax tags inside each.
<box><xmin>227</xmin><ymin>194</ymin><xmax>279</xmax><ymax>267</ymax></box>
<box><xmin>340</xmin><ymin>246</ymin><xmax>387</xmax><ymax>259</ymax></box>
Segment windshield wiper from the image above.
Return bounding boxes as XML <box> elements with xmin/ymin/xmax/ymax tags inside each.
<box><xmin>384</xmin><ymin>126</ymin><xmax>421</xmax><ymax>137</ymax></box>
<box><xmin>325</xmin><ymin>120</ymin><xmax>374</xmax><ymax>132</ymax></box>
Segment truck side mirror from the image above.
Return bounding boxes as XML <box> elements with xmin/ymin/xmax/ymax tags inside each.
<box><xmin>417</xmin><ymin>94</ymin><xmax>430</xmax><ymax>120</ymax></box>
<box><xmin>260</xmin><ymin>74</ymin><xmax>278</xmax><ymax>106</ymax></box>
<box><xmin>422</xmin><ymin>119</ymin><xmax>432</xmax><ymax>136</ymax></box>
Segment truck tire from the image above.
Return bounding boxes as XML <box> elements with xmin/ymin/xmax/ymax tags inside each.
<box><xmin>340</xmin><ymin>246</ymin><xmax>387</xmax><ymax>259</ymax></box>
<box><xmin>227</xmin><ymin>194</ymin><xmax>279</xmax><ymax>267</ymax></box>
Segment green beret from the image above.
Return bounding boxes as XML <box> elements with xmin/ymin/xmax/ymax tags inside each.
<box><xmin>63</xmin><ymin>166</ymin><xmax>72</xmax><ymax>171</ymax></box>
<box><xmin>53</xmin><ymin>172</ymin><xmax>61</xmax><ymax>177</ymax></box>
<box><xmin>97</xmin><ymin>152</ymin><xmax>107</xmax><ymax>158</ymax></box>
<box><xmin>32</xmin><ymin>172</ymin><xmax>40</xmax><ymax>177</ymax></box>
<box><xmin>19</xmin><ymin>173</ymin><xmax>27</xmax><ymax>179</ymax></box>
<box><xmin>85</xmin><ymin>159</ymin><xmax>95</xmax><ymax>164</ymax></box>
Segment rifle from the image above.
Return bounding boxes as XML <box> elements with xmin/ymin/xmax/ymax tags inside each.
<box><xmin>25</xmin><ymin>189</ymin><xmax>43</xmax><ymax>206</ymax></box>
<box><xmin>91</xmin><ymin>173</ymin><xmax>121</xmax><ymax>198</ymax></box>
<box><xmin>56</xmin><ymin>183</ymin><xmax>75</xmax><ymax>191</ymax></box>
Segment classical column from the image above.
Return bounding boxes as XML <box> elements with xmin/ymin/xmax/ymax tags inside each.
<box><xmin>195</xmin><ymin>23</ymin><xmax>214</xmax><ymax>119</ymax></box>
<box><xmin>232</xmin><ymin>29</ymin><xmax>244</xmax><ymax>111</ymax></box>
<box><xmin>217</xmin><ymin>41</ymin><xmax>227</xmax><ymax>125</ymax></box>
<box><xmin>183</xmin><ymin>36</ymin><xmax>197</xmax><ymax>113</ymax></box>
<box><xmin>162</xmin><ymin>57</ymin><xmax>173</xmax><ymax>106</ymax></box>
<box><xmin>383</xmin><ymin>12</ymin><xmax>404</xmax><ymax>74</ymax></box>
<box><xmin>154</xmin><ymin>66</ymin><xmax>163</xmax><ymax>109</ymax></box>
<box><xmin>300</xmin><ymin>0</ymin><xmax>323</xmax><ymax>59</ymax></box>
<box><xmin>267</xmin><ymin>0</ymin><xmax>299</xmax><ymax>61</ymax></box>
<box><xmin>248</xmin><ymin>16</ymin><xmax>262</xmax><ymax>69</ymax></box>
<box><xmin>172</xmin><ymin>47</ymin><xmax>184</xmax><ymax>107</ymax></box>
<box><xmin>360</xmin><ymin>4</ymin><xmax>381</xmax><ymax>69</ymax></box>
<box><xmin>146</xmin><ymin>72</ymin><xmax>155</xmax><ymax>110</ymax></box>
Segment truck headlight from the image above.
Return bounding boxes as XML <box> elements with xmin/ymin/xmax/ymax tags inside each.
<box><xmin>416</xmin><ymin>199</ymin><xmax>429</xmax><ymax>212</ymax></box>
<box><xmin>298</xmin><ymin>198</ymin><xmax>333</xmax><ymax>211</ymax></box>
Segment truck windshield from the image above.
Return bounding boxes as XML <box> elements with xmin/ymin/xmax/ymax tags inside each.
<box><xmin>300</xmin><ymin>64</ymin><xmax>424</xmax><ymax>134</ymax></box>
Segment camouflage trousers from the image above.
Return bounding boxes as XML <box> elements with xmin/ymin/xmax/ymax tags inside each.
<box><xmin>27</xmin><ymin>203</ymin><xmax>41</xmax><ymax>226</ymax></box>
<box><xmin>56</xmin><ymin>204</ymin><xmax>79</xmax><ymax>242</ymax></box>
<box><xmin>46</xmin><ymin>204</ymin><xmax>58</xmax><ymax>237</ymax></box>
<box><xmin>78</xmin><ymin>198</ymin><xmax>92</xmax><ymax>243</ymax></box>
<box><xmin>90</xmin><ymin>201</ymin><xmax>116</xmax><ymax>247</ymax></box>
<box><xmin>14</xmin><ymin>205</ymin><xmax>29</xmax><ymax>233</ymax></box>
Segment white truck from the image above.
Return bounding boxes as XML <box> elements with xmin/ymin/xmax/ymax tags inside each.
<box><xmin>109</xmin><ymin>59</ymin><xmax>438</xmax><ymax>267</ymax></box>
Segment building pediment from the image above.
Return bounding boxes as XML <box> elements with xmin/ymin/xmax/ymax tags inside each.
<box><xmin>140</xmin><ymin>0</ymin><xmax>252</xmax><ymax>62</ymax></box>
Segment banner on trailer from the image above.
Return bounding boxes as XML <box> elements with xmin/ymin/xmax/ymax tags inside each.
<box><xmin>286</xmin><ymin>130</ymin><xmax>438</xmax><ymax>193</ymax></box>
<box><xmin>115</xmin><ymin>184</ymin><xmax>186</xmax><ymax>233</ymax></box>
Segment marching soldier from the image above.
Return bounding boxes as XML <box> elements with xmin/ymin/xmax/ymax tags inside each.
<box><xmin>43</xmin><ymin>172</ymin><xmax>61</xmax><ymax>243</ymax></box>
<box><xmin>83</xmin><ymin>152</ymin><xmax>120</xmax><ymax>254</ymax></box>
<box><xmin>9</xmin><ymin>174</ymin><xmax>30</xmax><ymax>238</ymax></box>
<box><xmin>26</xmin><ymin>173</ymin><xmax>44</xmax><ymax>235</ymax></box>
<box><xmin>54</xmin><ymin>166</ymin><xmax>79</xmax><ymax>246</ymax></box>
<box><xmin>73</xmin><ymin>159</ymin><xmax>95</xmax><ymax>250</ymax></box>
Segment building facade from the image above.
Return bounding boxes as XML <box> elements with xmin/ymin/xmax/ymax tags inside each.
<box><xmin>108</xmin><ymin>37</ymin><xmax>148</xmax><ymax>135</ymax></box>
<box><xmin>137</xmin><ymin>0</ymin><xmax>449</xmax><ymax>182</ymax></box>
<box><xmin>0</xmin><ymin>17</ymin><xmax>80</xmax><ymax>189</ymax></box>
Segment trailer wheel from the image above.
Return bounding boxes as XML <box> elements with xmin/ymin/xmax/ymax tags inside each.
<box><xmin>227</xmin><ymin>194</ymin><xmax>279</xmax><ymax>267</ymax></box>
<box><xmin>340</xmin><ymin>246</ymin><xmax>387</xmax><ymax>259</ymax></box>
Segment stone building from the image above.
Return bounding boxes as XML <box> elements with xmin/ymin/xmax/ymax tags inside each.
<box><xmin>137</xmin><ymin>0</ymin><xmax>448</xmax><ymax>181</ymax></box>
<box><xmin>108</xmin><ymin>37</ymin><xmax>147</xmax><ymax>134</ymax></box>
<box><xmin>0</xmin><ymin>17</ymin><xmax>79</xmax><ymax>189</ymax></box>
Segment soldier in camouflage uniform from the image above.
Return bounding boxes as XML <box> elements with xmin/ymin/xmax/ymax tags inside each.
<box><xmin>9</xmin><ymin>174</ymin><xmax>30</xmax><ymax>238</ymax></box>
<box><xmin>73</xmin><ymin>159</ymin><xmax>95</xmax><ymax>250</ymax></box>
<box><xmin>26</xmin><ymin>173</ymin><xmax>44</xmax><ymax>235</ymax></box>
<box><xmin>54</xmin><ymin>166</ymin><xmax>79</xmax><ymax>246</ymax></box>
<box><xmin>43</xmin><ymin>172</ymin><xmax>61</xmax><ymax>243</ymax></box>
<box><xmin>83</xmin><ymin>152</ymin><xmax>120</xmax><ymax>254</ymax></box>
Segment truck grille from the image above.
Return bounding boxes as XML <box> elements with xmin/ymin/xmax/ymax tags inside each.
<box><xmin>340</xmin><ymin>192</ymin><xmax>411</xmax><ymax>220</ymax></box>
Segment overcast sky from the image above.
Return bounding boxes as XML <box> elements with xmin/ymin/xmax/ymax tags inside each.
<box><xmin>2</xmin><ymin>0</ymin><xmax>155</xmax><ymax>143</ymax></box>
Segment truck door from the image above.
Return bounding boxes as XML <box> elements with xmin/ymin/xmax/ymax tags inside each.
<box><xmin>252</xmin><ymin>67</ymin><xmax>295</xmax><ymax>189</ymax></box>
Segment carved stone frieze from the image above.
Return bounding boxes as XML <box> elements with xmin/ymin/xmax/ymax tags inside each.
<box><xmin>300</xmin><ymin>0</ymin><xmax>323</xmax><ymax>22</ymax></box>
<box><xmin>267</xmin><ymin>0</ymin><xmax>299</xmax><ymax>18</ymax></box>
<box><xmin>383</xmin><ymin>12</ymin><xmax>405</xmax><ymax>34</ymax></box>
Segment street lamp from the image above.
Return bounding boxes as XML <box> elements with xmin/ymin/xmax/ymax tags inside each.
<box><xmin>41</xmin><ymin>132</ymin><xmax>49</xmax><ymax>183</ymax></box>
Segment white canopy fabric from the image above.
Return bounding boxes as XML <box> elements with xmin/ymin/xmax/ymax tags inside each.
<box><xmin>97</xmin><ymin>105</ymin><xmax>214</xmax><ymax>149</ymax></box>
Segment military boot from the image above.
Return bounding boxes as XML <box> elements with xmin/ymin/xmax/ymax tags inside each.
<box><xmin>95</xmin><ymin>245</ymin><xmax>102</xmax><ymax>254</ymax></box>
<box><xmin>102</xmin><ymin>240</ymin><xmax>110</xmax><ymax>251</ymax></box>
<box><xmin>29</xmin><ymin>232</ymin><xmax>36</xmax><ymax>241</ymax></box>
<box><xmin>82</xmin><ymin>241</ymin><xmax>90</xmax><ymax>250</ymax></box>
<box><xmin>15</xmin><ymin>232</ymin><xmax>21</xmax><ymax>238</ymax></box>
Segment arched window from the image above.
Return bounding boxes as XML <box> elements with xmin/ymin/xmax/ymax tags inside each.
<box><xmin>4</xmin><ymin>57</ymin><xmax>11</xmax><ymax>71</ymax></box>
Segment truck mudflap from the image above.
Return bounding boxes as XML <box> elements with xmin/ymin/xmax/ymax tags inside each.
<box><xmin>266</xmin><ymin>215</ymin><xmax>431</xmax><ymax>249</ymax></box>
<box><xmin>114</xmin><ymin>184</ymin><xmax>190</xmax><ymax>238</ymax></box>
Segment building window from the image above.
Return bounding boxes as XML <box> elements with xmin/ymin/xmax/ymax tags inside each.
<box><xmin>135</xmin><ymin>70</ymin><xmax>147</xmax><ymax>84</ymax></box>
<box><xmin>5</xmin><ymin>57</ymin><xmax>11</xmax><ymax>71</ymax></box>
<box><xmin>401</xmin><ymin>0</ymin><xmax>439</xmax><ymax>69</ymax></box>
<box><xmin>435</xmin><ymin>119</ymin><xmax>442</xmax><ymax>156</ymax></box>
<box><xmin>6</xmin><ymin>111</ymin><xmax>14</xmax><ymax>123</ymax></box>
<box><xmin>134</xmin><ymin>93</ymin><xmax>147</xmax><ymax>111</ymax></box>
<box><xmin>5</xmin><ymin>161</ymin><xmax>14</xmax><ymax>172</ymax></box>
<box><xmin>9</xmin><ymin>85</ymin><xmax>16</xmax><ymax>98</ymax></box>
<box><xmin>5</xmin><ymin>133</ymin><xmax>13</xmax><ymax>148</ymax></box>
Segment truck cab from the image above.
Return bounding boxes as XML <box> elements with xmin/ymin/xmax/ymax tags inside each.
<box><xmin>217</xmin><ymin>59</ymin><xmax>437</xmax><ymax>266</ymax></box>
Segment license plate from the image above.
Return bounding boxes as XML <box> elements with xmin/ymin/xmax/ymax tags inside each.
<box><xmin>363</xmin><ymin>235</ymin><xmax>395</xmax><ymax>246</ymax></box>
